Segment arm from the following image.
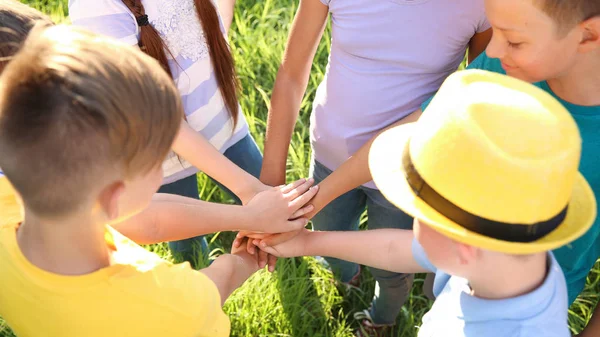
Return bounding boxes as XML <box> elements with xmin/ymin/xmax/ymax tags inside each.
<box><xmin>467</xmin><ymin>28</ymin><xmax>492</xmax><ymax>64</ymax></box>
<box><xmin>173</xmin><ymin>121</ymin><xmax>263</xmax><ymax>204</ymax></box>
<box><xmin>200</xmin><ymin>240</ymin><xmax>259</xmax><ymax>305</ymax></box>
<box><xmin>112</xmin><ymin>179</ymin><xmax>318</xmax><ymax>245</ymax></box>
<box><xmin>260</xmin><ymin>0</ymin><xmax>329</xmax><ymax>186</ymax></box>
<box><xmin>577</xmin><ymin>303</ymin><xmax>600</xmax><ymax>337</ymax></box>
<box><xmin>307</xmin><ymin>108</ymin><xmax>423</xmax><ymax>218</ymax></box>
<box><xmin>259</xmin><ymin>229</ymin><xmax>428</xmax><ymax>274</ymax></box>
<box><xmin>216</xmin><ymin>0</ymin><xmax>235</xmax><ymax>33</ymax></box>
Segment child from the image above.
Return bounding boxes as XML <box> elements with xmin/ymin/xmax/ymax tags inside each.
<box><xmin>257</xmin><ymin>0</ymin><xmax>492</xmax><ymax>332</ymax></box>
<box><xmin>272</xmin><ymin>0</ymin><xmax>600</xmax><ymax>326</ymax></box>
<box><xmin>425</xmin><ymin>1</ymin><xmax>600</xmax><ymax>332</ymax></box>
<box><xmin>68</xmin><ymin>0</ymin><xmax>267</xmax><ymax>263</ymax></box>
<box><xmin>0</xmin><ymin>25</ymin><xmax>266</xmax><ymax>337</ymax></box>
<box><xmin>258</xmin><ymin>70</ymin><xmax>597</xmax><ymax>337</ymax></box>
<box><xmin>0</xmin><ymin>0</ymin><xmax>317</xmax><ymax>272</ymax></box>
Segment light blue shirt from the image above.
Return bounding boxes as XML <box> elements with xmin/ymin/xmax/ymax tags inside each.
<box><xmin>421</xmin><ymin>53</ymin><xmax>600</xmax><ymax>304</ymax></box>
<box><xmin>412</xmin><ymin>239</ymin><xmax>570</xmax><ymax>337</ymax></box>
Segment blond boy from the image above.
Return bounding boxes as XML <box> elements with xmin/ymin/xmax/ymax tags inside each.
<box><xmin>0</xmin><ymin>25</ymin><xmax>269</xmax><ymax>337</ymax></box>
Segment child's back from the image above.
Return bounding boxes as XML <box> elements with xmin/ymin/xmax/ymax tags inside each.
<box><xmin>414</xmin><ymin>245</ymin><xmax>569</xmax><ymax>336</ymax></box>
<box><xmin>0</xmin><ymin>222</ymin><xmax>228</xmax><ymax>336</ymax></box>
<box><xmin>0</xmin><ymin>25</ymin><xmax>230</xmax><ymax>337</ymax></box>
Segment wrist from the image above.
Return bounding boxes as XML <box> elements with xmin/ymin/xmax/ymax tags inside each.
<box><xmin>237</xmin><ymin>204</ymin><xmax>258</xmax><ymax>232</ymax></box>
<box><xmin>311</xmin><ymin>183</ymin><xmax>334</xmax><ymax>210</ymax></box>
<box><xmin>237</xmin><ymin>176</ymin><xmax>263</xmax><ymax>205</ymax></box>
<box><xmin>231</xmin><ymin>252</ymin><xmax>259</xmax><ymax>274</ymax></box>
<box><xmin>259</xmin><ymin>156</ymin><xmax>287</xmax><ymax>186</ymax></box>
<box><xmin>302</xmin><ymin>230</ymin><xmax>320</xmax><ymax>256</ymax></box>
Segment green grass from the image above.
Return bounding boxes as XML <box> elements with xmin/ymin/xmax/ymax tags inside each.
<box><xmin>2</xmin><ymin>1</ymin><xmax>599</xmax><ymax>336</ymax></box>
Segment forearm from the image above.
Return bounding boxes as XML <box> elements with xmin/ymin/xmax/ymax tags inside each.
<box><xmin>173</xmin><ymin>121</ymin><xmax>261</xmax><ymax>203</ymax></box>
<box><xmin>579</xmin><ymin>301</ymin><xmax>600</xmax><ymax>337</ymax></box>
<box><xmin>468</xmin><ymin>28</ymin><xmax>492</xmax><ymax>64</ymax></box>
<box><xmin>113</xmin><ymin>194</ymin><xmax>255</xmax><ymax>245</ymax></box>
<box><xmin>201</xmin><ymin>254</ymin><xmax>257</xmax><ymax>305</ymax></box>
<box><xmin>260</xmin><ymin>72</ymin><xmax>306</xmax><ymax>185</ymax></box>
<box><xmin>312</xmin><ymin>109</ymin><xmax>423</xmax><ymax>215</ymax></box>
<box><xmin>303</xmin><ymin>229</ymin><xmax>426</xmax><ymax>274</ymax></box>
<box><xmin>216</xmin><ymin>0</ymin><xmax>235</xmax><ymax>33</ymax></box>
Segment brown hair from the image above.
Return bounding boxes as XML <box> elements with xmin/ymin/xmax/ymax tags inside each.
<box><xmin>0</xmin><ymin>25</ymin><xmax>183</xmax><ymax>217</ymax></box>
<box><xmin>0</xmin><ymin>0</ymin><xmax>53</xmax><ymax>73</ymax></box>
<box><xmin>536</xmin><ymin>0</ymin><xmax>600</xmax><ymax>32</ymax></box>
<box><xmin>120</xmin><ymin>0</ymin><xmax>239</xmax><ymax>127</ymax></box>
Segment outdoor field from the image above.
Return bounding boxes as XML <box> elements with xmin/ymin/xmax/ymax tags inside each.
<box><xmin>1</xmin><ymin>1</ymin><xmax>599</xmax><ymax>336</ymax></box>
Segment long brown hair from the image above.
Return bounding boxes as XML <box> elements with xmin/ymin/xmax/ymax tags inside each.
<box><xmin>121</xmin><ymin>0</ymin><xmax>239</xmax><ymax>127</ymax></box>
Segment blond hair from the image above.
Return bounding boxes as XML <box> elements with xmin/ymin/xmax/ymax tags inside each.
<box><xmin>535</xmin><ymin>0</ymin><xmax>600</xmax><ymax>32</ymax></box>
<box><xmin>0</xmin><ymin>25</ymin><xmax>182</xmax><ymax>216</ymax></box>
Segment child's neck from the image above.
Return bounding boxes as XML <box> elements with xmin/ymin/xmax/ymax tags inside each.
<box><xmin>17</xmin><ymin>209</ymin><xmax>112</xmax><ymax>276</ymax></box>
<box><xmin>547</xmin><ymin>49</ymin><xmax>600</xmax><ymax>106</ymax></box>
<box><xmin>467</xmin><ymin>253</ymin><xmax>548</xmax><ymax>300</ymax></box>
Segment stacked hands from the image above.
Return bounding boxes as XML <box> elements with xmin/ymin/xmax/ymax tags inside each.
<box><xmin>232</xmin><ymin>177</ymin><xmax>320</xmax><ymax>272</ymax></box>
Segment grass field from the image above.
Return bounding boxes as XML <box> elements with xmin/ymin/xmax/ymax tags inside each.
<box><xmin>2</xmin><ymin>1</ymin><xmax>599</xmax><ymax>336</ymax></box>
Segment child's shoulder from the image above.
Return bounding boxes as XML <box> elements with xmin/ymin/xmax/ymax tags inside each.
<box><xmin>0</xmin><ymin>224</ymin><xmax>230</xmax><ymax>337</ymax></box>
<box><xmin>0</xmin><ymin>178</ymin><xmax>22</xmax><ymax>227</ymax></box>
<box><xmin>69</xmin><ymin>0</ymin><xmax>132</xmax><ymax>18</ymax></box>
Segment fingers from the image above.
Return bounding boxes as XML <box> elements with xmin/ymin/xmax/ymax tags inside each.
<box><xmin>258</xmin><ymin>230</ymin><xmax>299</xmax><ymax>248</ymax></box>
<box><xmin>279</xmin><ymin>178</ymin><xmax>308</xmax><ymax>194</ymax></box>
<box><xmin>283</xmin><ymin>178</ymin><xmax>315</xmax><ymax>200</ymax></box>
<box><xmin>288</xmin><ymin>185</ymin><xmax>319</xmax><ymax>212</ymax></box>
<box><xmin>258</xmin><ymin>249</ymin><xmax>268</xmax><ymax>269</ymax></box>
<box><xmin>290</xmin><ymin>204</ymin><xmax>314</xmax><ymax>219</ymax></box>
<box><xmin>284</xmin><ymin>217</ymin><xmax>309</xmax><ymax>232</ymax></box>
<box><xmin>280</xmin><ymin>178</ymin><xmax>315</xmax><ymax>194</ymax></box>
<box><xmin>236</xmin><ymin>232</ymin><xmax>270</xmax><ymax>240</ymax></box>
<box><xmin>256</xmin><ymin>245</ymin><xmax>279</xmax><ymax>257</ymax></box>
<box><xmin>267</xmin><ymin>255</ymin><xmax>277</xmax><ymax>272</ymax></box>
<box><xmin>233</xmin><ymin>237</ymin><xmax>243</xmax><ymax>248</ymax></box>
<box><xmin>246</xmin><ymin>237</ymin><xmax>259</xmax><ymax>255</ymax></box>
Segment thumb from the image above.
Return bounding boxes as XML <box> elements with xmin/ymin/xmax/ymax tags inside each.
<box><xmin>285</xmin><ymin>217</ymin><xmax>309</xmax><ymax>232</ymax></box>
<box><xmin>255</xmin><ymin>243</ymin><xmax>280</xmax><ymax>257</ymax></box>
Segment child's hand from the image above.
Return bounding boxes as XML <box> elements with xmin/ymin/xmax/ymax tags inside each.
<box><xmin>253</xmin><ymin>229</ymin><xmax>311</xmax><ymax>258</ymax></box>
<box><xmin>231</xmin><ymin>238</ymin><xmax>261</xmax><ymax>273</ymax></box>
<box><xmin>232</xmin><ymin>237</ymin><xmax>278</xmax><ymax>272</ymax></box>
<box><xmin>245</xmin><ymin>178</ymin><xmax>318</xmax><ymax>234</ymax></box>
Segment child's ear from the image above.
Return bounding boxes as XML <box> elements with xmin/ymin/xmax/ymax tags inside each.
<box><xmin>578</xmin><ymin>16</ymin><xmax>600</xmax><ymax>53</ymax></box>
<box><xmin>97</xmin><ymin>181</ymin><xmax>125</xmax><ymax>221</ymax></box>
<box><xmin>455</xmin><ymin>242</ymin><xmax>479</xmax><ymax>266</ymax></box>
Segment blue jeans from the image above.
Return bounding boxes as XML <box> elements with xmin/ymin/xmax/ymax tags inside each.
<box><xmin>311</xmin><ymin>160</ymin><xmax>415</xmax><ymax>325</ymax></box>
<box><xmin>158</xmin><ymin>134</ymin><xmax>263</xmax><ymax>265</ymax></box>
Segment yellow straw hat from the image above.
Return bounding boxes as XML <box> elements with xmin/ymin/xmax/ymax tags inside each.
<box><xmin>369</xmin><ymin>70</ymin><xmax>596</xmax><ymax>254</ymax></box>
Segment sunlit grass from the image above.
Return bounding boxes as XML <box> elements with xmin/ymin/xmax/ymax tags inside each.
<box><xmin>3</xmin><ymin>1</ymin><xmax>598</xmax><ymax>336</ymax></box>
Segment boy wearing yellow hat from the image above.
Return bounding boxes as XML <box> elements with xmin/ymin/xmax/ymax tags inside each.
<box><xmin>258</xmin><ymin>70</ymin><xmax>597</xmax><ymax>336</ymax></box>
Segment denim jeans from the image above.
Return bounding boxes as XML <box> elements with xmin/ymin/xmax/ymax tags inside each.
<box><xmin>158</xmin><ymin>133</ymin><xmax>263</xmax><ymax>265</ymax></box>
<box><xmin>310</xmin><ymin>159</ymin><xmax>415</xmax><ymax>325</ymax></box>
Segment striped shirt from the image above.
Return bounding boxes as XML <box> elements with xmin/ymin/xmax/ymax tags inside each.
<box><xmin>69</xmin><ymin>0</ymin><xmax>249</xmax><ymax>184</ymax></box>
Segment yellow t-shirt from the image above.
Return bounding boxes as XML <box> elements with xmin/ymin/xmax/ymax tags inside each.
<box><xmin>0</xmin><ymin>178</ymin><xmax>230</xmax><ymax>337</ymax></box>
